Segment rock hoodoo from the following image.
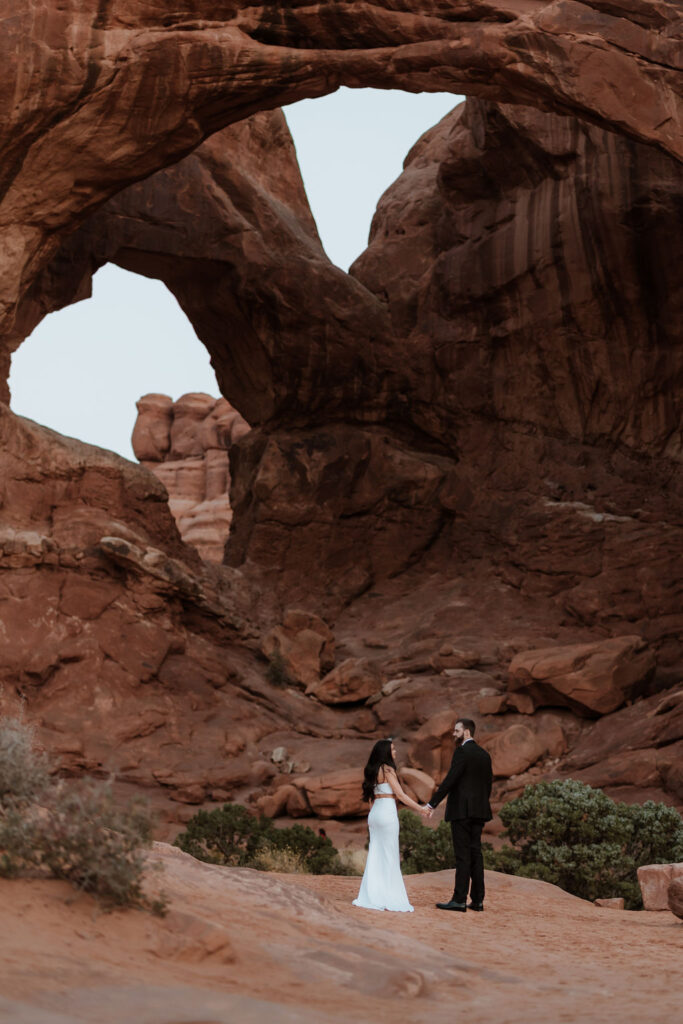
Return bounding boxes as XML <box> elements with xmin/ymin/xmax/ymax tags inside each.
<box><xmin>132</xmin><ymin>392</ymin><xmax>249</xmax><ymax>562</ymax></box>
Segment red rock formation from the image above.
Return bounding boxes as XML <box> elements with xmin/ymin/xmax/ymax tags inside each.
<box><xmin>262</xmin><ymin>610</ymin><xmax>336</xmax><ymax>689</ymax></box>
<box><xmin>0</xmin><ymin>5</ymin><xmax>681</xmax><ymax>827</ymax></box>
<box><xmin>0</xmin><ymin>402</ymin><xmax>377</xmax><ymax>816</ymax></box>
<box><xmin>307</xmin><ymin>658</ymin><xmax>384</xmax><ymax>706</ymax></box>
<box><xmin>2</xmin><ymin>2</ymin><xmax>681</xmax><ymax>397</ymax></box>
<box><xmin>507</xmin><ymin>637</ymin><xmax>656</xmax><ymax>716</ymax></box>
<box><xmin>132</xmin><ymin>392</ymin><xmax>249</xmax><ymax>562</ymax></box>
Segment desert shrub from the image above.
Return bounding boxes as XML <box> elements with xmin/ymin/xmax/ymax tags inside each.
<box><xmin>38</xmin><ymin>781</ymin><xmax>159</xmax><ymax>908</ymax></box>
<box><xmin>174</xmin><ymin>803</ymin><xmax>275</xmax><ymax>865</ymax></box>
<box><xmin>486</xmin><ymin>779</ymin><xmax>683</xmax><ymax>909</ymax></box>
<box><xmin>250</xmin><ymin>846</ymin><xmax>308</xmax><ymax>873</ymax></box>
<box><xmin>0</xmin><ymin>716</ymin><xmax>162</xmax><ymax>911</ymax></box>
<box><xmin>398</xmin><ymin>810</ymin><xmax>453</xmax><ymax>874</ymax></box>
<box><xmin>0</xmin><ymin>715</ymin><xmax>50</xmax><ymax>807</ymax></box>
<box><xmin>268</xmin><ymin>823</ymin><xmax>355</xmax><ymax>874</ymax></box>
<box><xmin>175</xmin><ymin>803</ymin><xmax>354</xmax><ymax>874</ymax></box>
<box><xmin>266</xmin><ymin>652</ymin><xmax>292</xmax><ymax>688</ymax></box>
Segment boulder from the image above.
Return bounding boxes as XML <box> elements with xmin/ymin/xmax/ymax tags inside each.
<box><xmin>302</xmin><ymin>769</ymin><xmax>365</xmax><ymax>818</ymax></box>
<box><xmin>408</xmin><ymin>710</ymin><xmax>454</xmax><ymax>779</ymax></box>
<box><xmin>260</xmin><ymin>769</ymin><xmax>365</xmax><ymax>820</ymax></box>
<box><xmin>508</xmin><ymin>637</ymin><xmax>656</xmax><ymax>716</ymax></box>
<box><xmin>263</xmin><ymin>609</ymin><xmax>335</xmax><ymax>689</ymax></box>
<box><xmin>398</xmin><ymin>767</ymin><xmax>435</xmax><ymax>804</ymax></box>
<box><xmin>307</xmin><ymin>658</ymin><xmax>381</xmax><ymax>705</ymax></box>
<box><xmin>478</xmin><ymin>694</ymin><xmax>508</xmax><ymax>716</ymax></box>
<box><xmin>668</xmin><ymin>878</ymin><xmax>683</xmax><ymax>920</ymax></box>
<box><xmin>483</xmin><ymin>718</ymin><xmax>567</xmax><ymax>778</ymax></box>
<box><xmin>637</xmin><ymin>863</ymin><xmax>683</xmax><ymax>911</ymax></box>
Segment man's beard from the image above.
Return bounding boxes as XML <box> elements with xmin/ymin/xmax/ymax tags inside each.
<box><xmin>454</xmin><ymin>735</ymin><xmax>464</xmax><ymax>748</ymax></box>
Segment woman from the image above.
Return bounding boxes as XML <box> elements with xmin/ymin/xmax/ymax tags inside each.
<box><xmin>353</xmin><ymin>738</ymin><xmax>429</xmax><ymax>912</ymax></box>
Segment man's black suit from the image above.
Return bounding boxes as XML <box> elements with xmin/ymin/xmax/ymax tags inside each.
<box><xmin>430</xmin><ymin>739</ymin><xmax>493</xmax><ymax>905</ymax></box>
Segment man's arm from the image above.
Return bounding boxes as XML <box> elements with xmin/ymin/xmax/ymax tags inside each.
<box><xmin>427</xmin><ymin>748</ymin><xmax>465</xmax><ymax>810</ymax></box>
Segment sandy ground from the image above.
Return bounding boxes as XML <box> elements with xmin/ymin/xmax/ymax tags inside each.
<box><xmin>0</xmin><ymin>843</ymin><xmax>680</xmax><ymax>1024</ymax></box>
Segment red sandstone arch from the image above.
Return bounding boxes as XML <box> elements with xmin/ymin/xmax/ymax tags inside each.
<box><xmin>1</xmin><ymin>0</ymin><xmax>681</xmax><ymax>393</ymax></box>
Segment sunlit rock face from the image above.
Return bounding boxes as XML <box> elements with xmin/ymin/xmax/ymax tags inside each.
<box><xmin>132</xmin><ymin>393</ymin><xmax>249</xmax><ymax>563</ymax></box>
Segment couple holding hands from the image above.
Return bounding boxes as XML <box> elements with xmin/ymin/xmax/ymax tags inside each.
<box><xmin>353</xmin><ymin>717</ymin><xmax>493</xmax><ymax>914</ymax></box>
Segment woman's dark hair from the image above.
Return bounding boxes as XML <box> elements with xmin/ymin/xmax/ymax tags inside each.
<box><xmin>361</xmin><ymin>739</ymin><xmax>397</xmax><ymax>802</ymax></box>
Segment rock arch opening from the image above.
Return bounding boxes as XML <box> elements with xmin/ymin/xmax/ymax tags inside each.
<box><xmin>284</xmin><ymin>88</ymin><xmax>461</xmax><ymax>270</ymax></box>
<box><xmin>9</xmin><ymin>265</ymin><xmax>220</xmax><ymax>461</ymax></box>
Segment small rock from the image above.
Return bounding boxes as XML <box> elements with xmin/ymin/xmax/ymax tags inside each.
<box><xmin>382</xmin><ymin>678</ymin><xmax>403</xmax><ymax>697</ymax></box>
<box><xmin>638</xmin><ymin>863</ymin><xmax>683</xmax><ymax>910</ymax></box>
<box><xmin>271</xmin><ymin>746</ymin><xmax>287</xmax><ymax>764</ymax></box>
<box><xmin>594</xmin><ymin>898</ymin><xmax>625</xmax><ymax>909</ymax></box>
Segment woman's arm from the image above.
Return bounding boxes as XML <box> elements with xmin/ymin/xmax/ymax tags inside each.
<box><xmin>384</xmin><ymin>768</ymin><xmax>428</xmax><ymax>815</ymax></box>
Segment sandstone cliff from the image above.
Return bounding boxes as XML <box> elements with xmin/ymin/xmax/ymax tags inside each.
<box><xmin>0</xmin><ymin>3</ymin><xmax>681</xmax><ymax>828</ymax></box>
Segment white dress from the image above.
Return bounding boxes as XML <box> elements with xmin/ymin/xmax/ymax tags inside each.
<box><xmin>352</xmin><ymin>782</ymin><xmax>414</xmax><ymax>912</ymax></box>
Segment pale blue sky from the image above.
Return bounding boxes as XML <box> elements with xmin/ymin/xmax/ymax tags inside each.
<box><xmin>9</xmin><ymin>89</ymin><xmax>460</xmax><ymax>459</ymax></box>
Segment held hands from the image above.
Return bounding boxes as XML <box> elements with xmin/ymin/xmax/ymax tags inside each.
<box><xmin>419</xmin><ymin>803</ymin><xmax>434</xmax><ymax>819</ymax></box>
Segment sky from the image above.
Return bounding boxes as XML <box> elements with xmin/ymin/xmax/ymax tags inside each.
<box><xmin>9</xmin><ymin>88</ymin><xmax>461</xmax><ymax>460</ymax></box>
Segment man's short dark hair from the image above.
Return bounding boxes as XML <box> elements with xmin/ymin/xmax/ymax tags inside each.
<box><xmin>457</xmin><ymin>717</ymin><xmax>476</xmax><ymax>736</ymax></box>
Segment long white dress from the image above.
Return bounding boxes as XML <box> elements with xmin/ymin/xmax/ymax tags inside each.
<box><xmin>352</xmin><ymin>782</ymin><xmax>414</xmax><ymax>912</ymax></box>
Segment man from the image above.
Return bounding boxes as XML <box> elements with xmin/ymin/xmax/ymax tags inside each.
<box><xmin>426</xmin><ymin>717</ymin><xmax>493</xmax><ymax>912</ymax></box>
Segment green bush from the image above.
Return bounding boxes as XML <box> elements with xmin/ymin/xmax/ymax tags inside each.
<box><xmin>0</xmin><ymin>716</ymin><xmax>162</xmax><ymax>912</ymax></box>
<box><xmin>175</xmin><ymin>803</ymin><xmax>355</xmax><ymax>874</ymax></box>
<box><xmin>398</xmin><ymin>810</ymin><xmax>453</xmax><ymax>874</ymax></box>
<box><xmin>486</xmin><ymin>779</ymin><xmax>683</xmax><ymax>909</ymax></box>
<box><xmin>267</xmin><ymin>823</ymin><xmax>347</xmax><ymax>874</ymax></box>
<box><xmin>174</xmin><ymin>803</ymin><xmax>277</xmax><ymax>865</ymax></box>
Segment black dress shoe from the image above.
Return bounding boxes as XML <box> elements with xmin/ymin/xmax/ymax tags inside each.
<box><xmin>435</xmin><ymin>899</ymin><xmax>467</xmax><ymax>911</ymax></box>
<box><xmin>468</xmin><ymin>902</ymin><xmax>484</xmax><ymax>911</ymax></box>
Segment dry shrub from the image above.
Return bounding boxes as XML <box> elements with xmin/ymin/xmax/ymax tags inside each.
<box><xmin>249</xmin><ymin>846</ymin><xmax>308</xmax><ymax>873</ymax></box>
<box><xmin>0</xmin><ymin>716</ymin><xmax>164</xmax><ymax>912</ymax></box>
<box><xmin>0</xmin><ymin>715</ymin><xmax>50</xmax><ymax>806</ymax></box>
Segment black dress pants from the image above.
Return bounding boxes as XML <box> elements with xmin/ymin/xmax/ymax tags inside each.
<box><xmin>450</xmin><ymin>817</ymin><xmax>485</xmax><ymax>904</ymax></box>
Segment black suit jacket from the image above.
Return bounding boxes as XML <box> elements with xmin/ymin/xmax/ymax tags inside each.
<box><xmin>430</xmin><ymin>740</ymin><xmax>493</xmax><ymax>821</ymax></box>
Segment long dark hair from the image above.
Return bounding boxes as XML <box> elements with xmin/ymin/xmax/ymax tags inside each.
<box><xmin>361</xmin><ymin>739</ymin><xmax>397</xmax><ymax>802</ymax></box>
